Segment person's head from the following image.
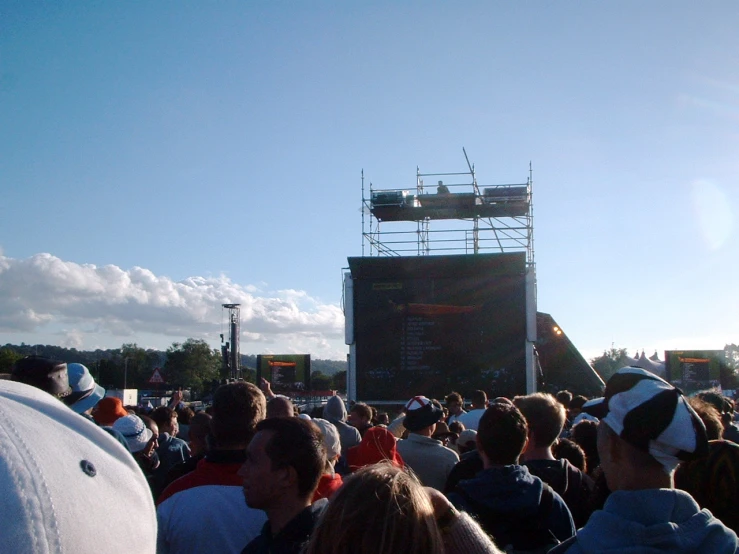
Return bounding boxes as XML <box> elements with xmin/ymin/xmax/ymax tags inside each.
<box><xmin>431</xmin><ymin>421</ymin><xmax>457</xmax><ymax>447</ymax></box>
<box><xmin>594</xmin><ymin>367</ymin><xmax>708</xmax><ymax>488</ymax></box>
<box><xmin>445</xmin><ymin>392</ymin><xmax>464</xmax><ymax>416</ymax></box>
<box><xmin>477</xmin><ymin>403</ymin><xmax>528</xmax><ymax>466</ymax></box>
<box><xmin>687</xmin><ymin>396</ymin><xmax>724</xmax><ymax>440</ymax></box>
<box><xmin>570</xmin><ymin>419</ymin><xmax>600</xmax><ymax>470</ymax></box>
<box><xmin>177</xmin><ymin>406</ymin><xmax>195</xmax><ymax>425</ymax></box>
<box><xmin>695</xmin><ymin>390</ymin><xmax>734</xmax><ymax>427</ymax></box>
<box><xmin>311</xmin><ymin>418</ymin><xmax>342</xmax><ymax>469</ymax></box>
<box><xmin>457</xmin><ymin>429</ymin><xmax>478</xmax><ymax>455</ymax></box>
<box><xmin>11</xmin><ymin>356</ymin><xmax>71</xmax><ymax>399</ymax></box>
<box><xmin>304</xmin><ymin>462</ymin><xmax>443</xmax><ymax>554</ymax></box>
<box><xmin>151</xmin><ymin>406</ymin><xmax>178</xmax><ymax>436</ymax></box>
<box><xmin>569</xmin><ymin>395</ymin><xmax>588</xmax><ymax>418</ymax></box>
<box><xmin>402</xmin><ymin>396</ymin><xmax>443</xmax><ymax>436</ymax></box>
<box><xmin>210</xmin><ymin>381</ymin><xmax>266</xmax><ymax>449</ymax></box>
<box><xmin>239</xmin><ymin>417</ymin><xmax>325</xmax><ymax>510</ymax></box>
<box><xmin>555</xmin><ymin>390</ymin><xmax>573</xmax><ymax>409</ymax></box>
<box><xmin>552</xmin><ymin>438</ymin><xmax>587</xmax><ymax>473</ymax></box>
<box><xmin>0</xmin><ymin>380</ymin><xmax>157</xmax><ymax>553</ymax></box>
<box><xmin>187</xmin><ymin>412</ymin><xmax>212</xmax><ymax>456</ymax></box>
<box><xmin>92</xmin><ymin>396</ymin><xmax>128</xmax><ymax>426</ymax></box>
<box><xmin>64</xmin><ymin>363</ymin><xmax>106</xmax><ymax>414</ymax></box>
<box><xmin>470</xmin><ymin>390</ymin><xmax>488</xmax><ymax>410</ymax></box>
<box><xmin>348</xmin><ymin>402</ymin><xmax>373</xmax><ymax>429</ymax></box>
<box><xmin>448</xmin><ymin>420</ymin><xmax>465</xmax><ymax>435</ymax></box>
<box><xmin>513</xmin><ymin>392</ymin><xmax>566</xmax><ymax>449</ymax></box>
<box><xmin>347</xmin><ymin>426</ymin><xmax>404</xmax><ymax>471</ymax></box>
<box><xmin>138</xmin><ymin>414</ymin><xmax>160</xmax><ymax>460</ymax></box>
<box><xmin>322</xmin><ymin>395</ymin><xmax>348</xmax><ymax>422</ymax></box>
<box><xmin>376</xmin><ymin>412</ymin><xmax>390</xmax><ymax>426</ymax></box>
<box><xmin>112</xmin><ymin>413</ymin><xmax>154</xmax><ymax>454</ymax></box>
<box><xmin>675</xmin><ymin>440</ymin><xmax>739</xmax><ymax>533</ymax></box>
<box><xmin>266</xmin><ymin>395</ymin><xmax>295</xmax><ymax>419</ymax></box>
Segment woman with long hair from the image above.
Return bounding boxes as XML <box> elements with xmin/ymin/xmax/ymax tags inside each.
<box><xmin>304</xmin><ymin>462</ymin><xmax>502</xmax><ymax>554</ymax></box>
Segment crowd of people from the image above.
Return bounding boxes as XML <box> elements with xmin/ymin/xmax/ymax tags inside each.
<box><xmin>3</xmin><ymin>355</ymin><xmax>739</xmax><ymax>553</ymax></box>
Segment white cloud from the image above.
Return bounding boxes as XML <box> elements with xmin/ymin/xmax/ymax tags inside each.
<box><xmin>0</xmin><ymin>252</ymin><xmax>346</xmax><ymax>358</ymax></box>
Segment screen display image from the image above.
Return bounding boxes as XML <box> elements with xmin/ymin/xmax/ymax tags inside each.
<box><xmin>349</xmin><ymin>253</ymin><xmax>527</xmax><ymax>401</ymax></box>
<box><xmin>256</xmin><ymin>354</ymin><xmax>311</xmax><ymax>394</ymax></box>
<box><xmin>665</xmin><ymin>350</ymin><xmax>726</xmax><ymax>394</ymax></box>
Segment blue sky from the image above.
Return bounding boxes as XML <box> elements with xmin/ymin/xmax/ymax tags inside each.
<box><xmin>1</xmin><ymin>1</ymin><xmax>738</xmax><ymax>360</ymax></box>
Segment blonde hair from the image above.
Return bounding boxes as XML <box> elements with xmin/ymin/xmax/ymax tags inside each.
<box><xmin>304</xmin><ymin>462</ymin><xmax>443</xmax><ymax>554</ymax></box>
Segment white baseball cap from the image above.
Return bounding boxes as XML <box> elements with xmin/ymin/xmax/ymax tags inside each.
<box><xmin>0</xmin><ymin>380</ymin><xmax>157</xmax><ymax>553</ymax></box>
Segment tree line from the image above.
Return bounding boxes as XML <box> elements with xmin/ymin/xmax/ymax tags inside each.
<box><xmin>0</xmin><ymin>341</ymin><xmax>348</xmax><ymax>398</ymax></box>
<box><xmin>590</xmin><ymin>344</ymin><xmax>739</xmax><ymax>388</ymax></box>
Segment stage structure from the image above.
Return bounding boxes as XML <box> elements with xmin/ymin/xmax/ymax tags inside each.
<box><xmin>345</xmin><ymin>150</ymin><xmax>537</xmax><ymax>402</ymax></box>
<box><xmin>220</xmin><ymin>304</ymin><xmax>241</xmax><ymax>380</ymax></box>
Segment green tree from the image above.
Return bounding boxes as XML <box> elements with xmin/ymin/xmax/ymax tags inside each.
<box><xmin>332</xmin><ymin>370</ymin><xmax>347</xmax><ymax>393</ymax></box>
<box><xmin>164</xmin><ymin>339</ymin><xmax>221</xmax><ymax>396</ymax></box>
<box><xmin>311</xmin><ymin>370</ymin><xmax>332</xmax><ymax>391</ymax></box>
<box><xmin>119</xmin><ymin>343</ymin><xmax>154</xmax><ymax>388</ymax></box>
<box><xmin>0</xmin><ymin>346</ymin><xmax>22</xmax><ymax>374</ymax></box>
<box><xmin>590</xmin><ymin>347</ymin><xmax>629</xmax><ymax>382</ymax></box>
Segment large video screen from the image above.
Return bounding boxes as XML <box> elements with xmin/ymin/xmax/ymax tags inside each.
<box><xmin>665</xmin><ymin>350</ymin><xmax>726</xmax><ymax>394</ymax></box>
<box><xmin>256</xmin><ymin>354</ymin><xmax>311</xmax><ymax>394</ymax></box>
<box><xmin>349</xmin><ymin>253</ymin><xmax>527</xmax><ymax>401</ymax></box>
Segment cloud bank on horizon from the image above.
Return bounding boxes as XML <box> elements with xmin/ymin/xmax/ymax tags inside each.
<box><xmin>0</xmin><ymin>252</ymin><xmax>346</xmax><ymax>358</ymax></box>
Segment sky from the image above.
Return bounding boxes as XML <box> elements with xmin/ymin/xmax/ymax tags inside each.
<box><xmin>1</xmin><ymin>2</ymin><xmax>738</xmax><ymax>362</ymax></box>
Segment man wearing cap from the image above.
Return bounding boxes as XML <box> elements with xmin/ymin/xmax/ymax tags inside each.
<box><xmin>396</xmin><ymin>396</ymin><xmax>459</xmax><ymax>490</ymax></box>
<box><xmin>550</xmin><ymin>367</ymin><xmax>739</xmax><ymax>554</ymax></box>
<box><xmin>64</xmin><ymin>362</ymin><xmax>132</xmax><ymax>452</ymax></box>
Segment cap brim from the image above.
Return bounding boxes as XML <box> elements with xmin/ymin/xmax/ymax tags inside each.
<box><xmin>581</xmin><ymin>397</ymin><xmax>608</xmax><ymax>420</ymax></box>
<box><xmin>71</xmin><ymin>384</ymin><xmax>106</xmax><ymax>415</ymax></box>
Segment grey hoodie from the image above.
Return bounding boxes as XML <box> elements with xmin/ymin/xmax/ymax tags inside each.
<box><xmin>322</xmin><ymin>396</ymin><xmax>361</xmax><ymax>453</ymax></box>
<box><xmin>557</xmin><ymin>488</ymin><xmax>739</xmax><ymax>553</ymax></box>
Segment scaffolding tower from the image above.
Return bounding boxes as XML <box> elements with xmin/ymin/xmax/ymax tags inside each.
<box><xmin>356</xmin><ymin>149</ymin><xmax>538</xmax><ymax>393</ymax></box>
<box><xmin>361</xmin><ymin>149</ymin><xmax>534</xmax><ymax>268</ymax></box>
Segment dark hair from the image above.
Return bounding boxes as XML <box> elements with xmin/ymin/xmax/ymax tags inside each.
<box><xmin>555</xmin><ymin>390</ymin><xmax>573</xmax><ymax>408</ymax></box>
<box><xmin>471</xmin><ymin>390</ymin><xmax>488</xmax><ymax>407</ymax></box>
<box><xmin>552</xmin><ymin>438</ymin><xmax>587</xmax><ymax>473</ymax></box>
<box><xmin>351</xmin><ymin>402</ymin><xmax>373</xmax><ymax>422</ymax></box>
<box><xmin>445</xmin><ymin>392</ymin><xmax>463</xmax><ymax>405</ymax></box>
<box><xmin>151</xmin><ymin>406</ymin><xmax>176</xmax><ymax>428</ymax></box>
<box><xmin>570</xmin><ymin>395</ymin><xmax>588</xmax><ymax>411</ymax></box>
<box><xmin>189</xmin><ymin>412</ymin><xmax>213</xmax><ymax>442</ymax></box>
<box><xmin>696</xmin><ymin>390</ymin><xmax>734</xmax><ymax>425</ymax></box>
<box><xmin>255</xmin><ymin>417</ymin><xmax>326</xmax><ymax>498</ymax></box>
<box><xmin>448</xmin><ymin>421</ymin><xmax>464</xmax><ymax>435</ymax></box>
<box><xmin>210</xmin><ymin>382</ymin><xmax>266</xmax><ymax>448</ymax></box>
<box><xmin>376</xmin><ymin>412</ymin><xmax>390</xmax><ymax>426</ymax></box>
<box><xmin>570</xmin><ymin>419</ymin><xmax>599</xmax><ymax>471</ymax></box>
<box><xmin>177</xmin><ymin>406</ymin><xmax>195</xmax><ymax>424</ymax></box>
<box><xmin>477</xmin><ymin>403</ymin><xmax>528</xmax><ymax>465</ymax></box>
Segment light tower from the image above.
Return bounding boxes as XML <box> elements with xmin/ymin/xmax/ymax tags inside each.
<box><xmin>221</xmin><ymin>304</ymin><xmax>241</xmax><ymax>380</ymax></box>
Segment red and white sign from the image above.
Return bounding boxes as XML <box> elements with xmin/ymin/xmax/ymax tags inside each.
<box><xmin>148</xmin><ymin>368</ymin><xmax>165</xmax><ymax>384</ymax></box>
